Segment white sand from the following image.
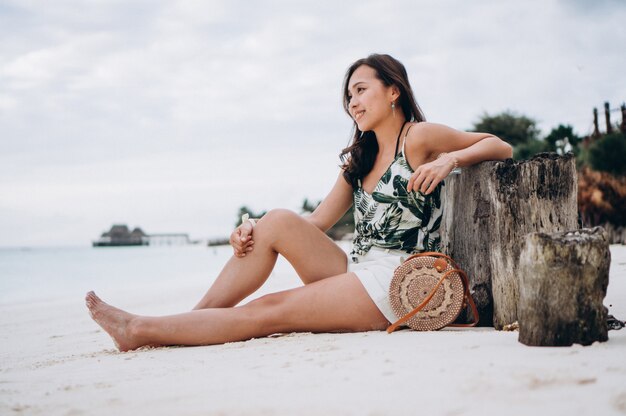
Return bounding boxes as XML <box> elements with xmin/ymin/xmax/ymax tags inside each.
<box><xmin>1</xmin><ymin>246</ymin><xmax>626</xmax><ymax>416</ymax></box>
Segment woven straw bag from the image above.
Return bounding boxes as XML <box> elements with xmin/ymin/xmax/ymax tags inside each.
<box><xmin>387</xmin><ymin>252</ymin><xmax>479</xmax><ymax>333</ymax></box>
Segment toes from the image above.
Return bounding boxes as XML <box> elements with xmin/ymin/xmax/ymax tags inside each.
<box><xmin>85</xmin><ymin>291</ymin><xmax>102</xmax><ymax>305</ymax></box>
<box><xmin>85</xmin><ymin>291</ymin><xmax>103</xmax><ymax>311</ymax></box>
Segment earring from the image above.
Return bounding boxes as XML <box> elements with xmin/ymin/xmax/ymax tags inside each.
<box><xmin>391</xmin><ymin>102</ymin><xmax>396</xmax><ymax>118</ymax></box>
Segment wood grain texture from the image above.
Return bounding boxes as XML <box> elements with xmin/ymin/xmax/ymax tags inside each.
<box><xmin>518</xmin><ymin>227</ymin><xmax>610</xmax><ymax>346</ymax></box>
<box><xmin>441</xmin><ymin>153</ymin><xmax>578</xmax><ymax>328</ymax></box>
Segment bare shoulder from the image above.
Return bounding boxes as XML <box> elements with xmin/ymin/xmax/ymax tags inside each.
<box><xmin>407</xmin><ymin>122</ymin><xmax>456</xmax><ymax>140</ymax></box>
<box><xmin>404</xmin><ymin>122</ymin><xmax>453</xmax><ymax>158</ymax></box>
<box><xmin>406</xmin><ymin>121</ymin><xmax>492</xmax><ymax>156</ymax></box>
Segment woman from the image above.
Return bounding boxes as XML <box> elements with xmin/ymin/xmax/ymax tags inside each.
<box><xmin>86</xmin><ymin>54</ymin><xmax>512</xmax><ymax>351</ymax></box>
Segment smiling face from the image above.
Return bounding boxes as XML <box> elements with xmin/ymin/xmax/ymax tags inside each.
<box><xmin>346</xmin><ymin>65</ymin><xmax>398</xmax><ymax>132</ymax></box>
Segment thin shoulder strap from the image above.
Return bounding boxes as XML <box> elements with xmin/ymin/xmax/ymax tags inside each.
<box><xmin>401</xmin><ymin>123</ymin><xmax>414</xmax><ymax>155</ymax></box>
<box><xmin>394</xmin><ymin>121</ymin><xmax>409</xmax><ymax>156</ymax></box>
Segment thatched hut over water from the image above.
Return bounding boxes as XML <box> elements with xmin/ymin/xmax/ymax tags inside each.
<box><xmin>92</xmin><ymin>225</ymin><xmax>148</xmax><ymax>247</ymax></box>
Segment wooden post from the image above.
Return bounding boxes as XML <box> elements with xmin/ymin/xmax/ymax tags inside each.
<box><xmin>621</xmin><ymin>103</ymin><xmax>626</xmax><ymax>134</ymax></box>
<box><xmin>441</xmin><ymin>153</ymin><xmax>578</xmax><ymax>328</ymax></box>
<box><xmin>518</xmin><ymin>227</ymin><xmax>610</xmax><ymax>346</ymax></box>
<box><xmin>605</xmin><ymin>102</ymin><xmax>613</xmax><ymax>134</ymax></box>
<box><xmin>592</xmin><ymin>107</ymin><xmax>600</xmax><ymax>139</ymax></box>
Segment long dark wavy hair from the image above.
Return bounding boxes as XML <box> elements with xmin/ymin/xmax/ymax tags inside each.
<box><xmin>340</xmin><ymin>54</ymin><xmax>426</xmax><ymax>188</ymax></box>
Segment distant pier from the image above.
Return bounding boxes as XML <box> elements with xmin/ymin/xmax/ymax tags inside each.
<box><xmin>93</xmin><ymin>225</ymin><xmax>191</xmax><ymax>247</ymax></box>
<box><xmin>147</xmin><ymin>233</ymin><xmax>190</xmax><ymax>246</ymax></box>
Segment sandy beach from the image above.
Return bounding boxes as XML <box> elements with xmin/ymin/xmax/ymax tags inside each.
<box><xmin>1</xmin><ymin>245</ymin><xmax>625</xmax><ymax>416</ymax></box>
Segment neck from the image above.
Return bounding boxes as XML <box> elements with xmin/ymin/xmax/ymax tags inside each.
<box><xmin>373</xmin><ymin>117</ymin><xmax>407</xmax><ymax>154</ymax></box>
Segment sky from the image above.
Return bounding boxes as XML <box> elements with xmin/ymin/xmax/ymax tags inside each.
<box><xmin>1</xmin><ymin>0</ymin><xmax>625</xmax><ymax>247</ymax></box>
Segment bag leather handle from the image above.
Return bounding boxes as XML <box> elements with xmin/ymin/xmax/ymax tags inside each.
<box><xmin>387</xmin><ymin>253</ymin><xmax>479</xmax><ymax>333</ymax></box>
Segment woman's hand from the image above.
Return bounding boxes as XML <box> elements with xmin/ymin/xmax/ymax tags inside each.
<box><xmin>230</xmin><ymin>222</ymin><xmax>254</xmax><ymax>257</ymax></box>
<box><xmin>407</xmin><ymin>154</ymin><xmax>456</xmax><ymax>195</ymax></box>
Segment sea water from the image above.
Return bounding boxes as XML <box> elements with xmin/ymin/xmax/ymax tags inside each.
<box><xmin>0</xmin><ymin>245</ymin><xmax>235</xmax><ymax>305</ymax></box>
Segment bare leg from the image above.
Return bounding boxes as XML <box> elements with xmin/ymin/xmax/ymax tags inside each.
<box><xmin>193</xmin><ymin>209</ymin><xmax>348</xmax><ymax>310</ymax></box>
<box><xmin>86</xmin><ymin>272</ymin><xmax>389</xmax><ymax>351</ymax></box>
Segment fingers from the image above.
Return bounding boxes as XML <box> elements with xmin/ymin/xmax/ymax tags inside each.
<box><xmin>408</xmin><ymin>163</ymin><xmax>446</xmax><ymax>195</ymax></box>
<box><xmin>407</xmin><ymin>173</ymin><xmax>416</xmax><ymax>193</ymax></box>
<box><xmin>424</xmin><ymin>177</ymin><xmax>441</xmax><ymax>195</ymax></box>
<box><xmin>408</xmin><ymin>167</ymin><xmax>434</xmax><ymax>194</ymax></box>
<box><xmin>408</xmin><ymin>170</ymin><xmax>426</xmax><ymax>193</ymax></box>
<box><xmin>234</xmin><ymin>231</ymin><xmax>253</xmax><ymax>257</ymax></box>
<box><xmin>230</xmin><ymin>224</ymin><xmax>255</xmax><ymax>257</ymax></box>
<box><xmin>239</xmin><ymin>224</ymin><xmax>251</xmax><ymax>243</ymax></box>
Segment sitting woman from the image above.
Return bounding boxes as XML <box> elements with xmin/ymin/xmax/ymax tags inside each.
<box><xmin>86</xmin><ymin>53</ymin><xmax>512</xmax><ymax>351</ymax></box>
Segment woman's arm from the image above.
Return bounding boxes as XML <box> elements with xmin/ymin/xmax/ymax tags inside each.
<box><xmin>306</xmin><ymin>172</ymin><xmax>354</xmax><ymax>232</ymax></box>
<box><xmin>406</xmin><ymin>122</ymin><xmax>512</xmax><ymax>194</ymax></box>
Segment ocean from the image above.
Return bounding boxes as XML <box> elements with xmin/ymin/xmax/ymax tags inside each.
<box><xmin>4</xmin><ymin>243</ymin><xmax>623</xmax><ymax>318</ymax></box>
<box><xmin>0</xmin><ymin>242</ymin><xmax>319</xmax><ymax>307</ymax></box>
<box><xmin>0</xmin><ymin>244</ymin><xmax>235</xmax><ymax>305</ymax></box>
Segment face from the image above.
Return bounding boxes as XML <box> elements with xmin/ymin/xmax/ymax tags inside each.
<box><xmin>347</xmin><ymin>65</ymin><xmax>397</xmax><ymax>131</ymax></box>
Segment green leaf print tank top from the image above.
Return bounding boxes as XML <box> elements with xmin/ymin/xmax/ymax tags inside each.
<box><xmin>350</xmin><ymin>126</ymin><xmax>444</xmax><ymax>261</ymax></box>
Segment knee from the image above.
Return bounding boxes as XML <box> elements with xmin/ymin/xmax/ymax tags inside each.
<box><xmin>243</xmin><ymin>292</ymin><xmax>290</xmax><ymax>333</ymax></box>
<box><xmin>259</xmin><ymin>208</ymin><xmax>300</xmax><ymax>227</ymax></box>
<box><xmin>255</xmin><ymin>209</ymin><xmax>301</xmax><ymax>242</ymax></box>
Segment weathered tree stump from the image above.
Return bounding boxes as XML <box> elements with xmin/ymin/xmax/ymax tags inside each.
<box><xmin>441</xmin><ymin>153</ymin><xmax>578</xmax><ymax>328</ymax></box>
<box><xmin>518</xmin><ymin>227</ymin><xmax>610</xmax><ymax>346</ymax></box>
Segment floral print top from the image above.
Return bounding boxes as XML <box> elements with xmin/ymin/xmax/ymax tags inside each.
<box><xmin>350</xmin><ymin>149</ymin><xmax>444</xmax><ymax>261</ymax></box>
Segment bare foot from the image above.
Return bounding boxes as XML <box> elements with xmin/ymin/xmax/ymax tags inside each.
<box><xmin>85</xmin><ymin>291</ymin><xmax>147</xmax><ymax>352</ymax></box>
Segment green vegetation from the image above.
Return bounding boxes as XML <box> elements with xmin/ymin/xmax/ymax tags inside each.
<box><xmin>472</xmin><ymin>111</ymin><xmax>550</xmax><ymax>160</ymax></box>
<box><xmin>587</xmin><ymin>132</ymin><xmax>626</xmax><ymax>176</ymax></box>
<box><xmin>544</xmin><ymin>124</ymin><xmax>582</xmax><ymax>157</ymax></box>
<box><xmin>471</xmin><ymin>111</ymin><xmax>626</xmax><ymax>176</ymax></box>
<box><xmin>236</xmin><ymin>199</ymin><xmax>354</xmax><ymax>242</ymax></box>
<box><xmin>473</xmin><ymin>108</ymin><xmax>626</xmax><ymax>232</ymax></box>
<box><xmin>513</xmin><ymin>138</ymin><xmax>549</xmax><ymax>161</ymax></box>
<box><xmin>472</xmin><ymin>110</ymin><xmax>540</xmax><ymax>146</ymax></box>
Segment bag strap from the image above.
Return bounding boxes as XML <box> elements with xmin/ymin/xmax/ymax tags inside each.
<box><xmin>386</xmin><ymin>255</ymin><xmax>479</xmax><ymax>333</ymax></box>
<box><xmin>404</xmin><ymin>251</ymin><xmax>461</xmax><ymax>269</ymax></box>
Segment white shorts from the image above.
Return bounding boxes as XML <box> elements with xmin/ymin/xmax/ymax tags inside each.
<box><xmin>347</xmin><ymin>247</ymin><xmax>408</xmax><ymax>324</ymax></box>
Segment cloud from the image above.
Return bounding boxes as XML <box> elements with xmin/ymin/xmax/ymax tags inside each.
<box><xmin>1</xmin><ymin>0</ymin><xmax>625</xmax><ymax>246</ymax></box>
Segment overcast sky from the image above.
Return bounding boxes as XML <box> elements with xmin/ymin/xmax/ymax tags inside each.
<box><xmin>1</xmin><ymin>0</ymin><xmax>625</xmax><ymax>247</ymax></box>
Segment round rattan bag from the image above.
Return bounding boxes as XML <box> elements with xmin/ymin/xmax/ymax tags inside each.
<box><xmin>388</xmin><ymin>253</ymin><xmax>466</xmax><ymax>331</ymax></box>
